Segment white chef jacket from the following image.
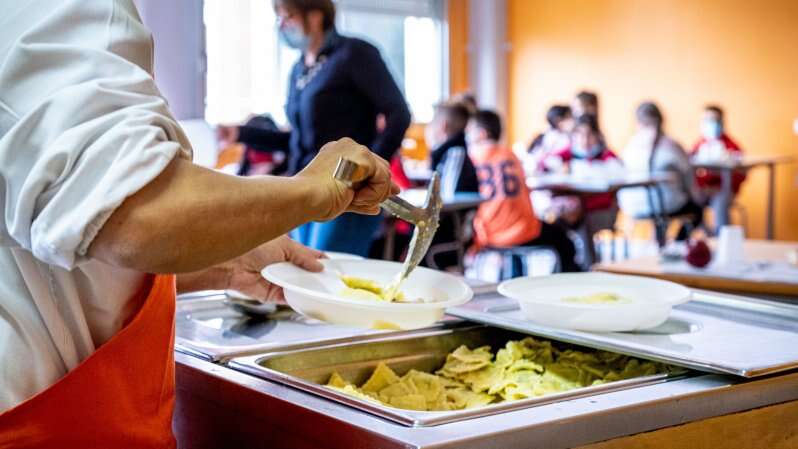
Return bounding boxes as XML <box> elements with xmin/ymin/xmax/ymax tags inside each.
<box><xmin>0</xmin><ymin>0</ymin><xmax>191</xmax><ymax>410</ymax></box>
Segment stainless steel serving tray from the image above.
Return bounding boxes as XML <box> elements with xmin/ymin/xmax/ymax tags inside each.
<box><xmin>175</xmin><ymin>291</ymin><xmax>386</xmax><ymax>361</ymax></box>
<box><xmin>448</xmin><ymin>289</ymin><xmax>798</xmax><ymax>377</ymax></box>
<box><xmin>228</xmin><ymin>325</ymin><xmax>684</xmax><ymax>427</ymax></box>
<box><xmin>175</xmin><ymin>279</ymin><xmax>497</xmax><ymax>362</ymax></box>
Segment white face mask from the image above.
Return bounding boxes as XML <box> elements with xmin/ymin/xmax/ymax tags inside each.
<box><xmin>639</xmin><ymin>127</ymin><xmax>658</xmax><ymax>140</ymax></box>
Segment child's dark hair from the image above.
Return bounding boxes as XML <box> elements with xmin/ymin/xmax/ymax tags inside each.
<box><xmin>636</xmin><ymin>102</ymin><xmax>663</xmax><ymax>132</ymax></box>
<box><xmin>574</xmin><ymin>113</ymin><xmax>600</xmax><ymax>134</ymax></box>
<box><xmin>434</xmin><ymin>102</ymin><xmax>472</xmax><ymax>135</ymax></box>
<box><xmin>575</xmin><ymin>91</ymin><xmax>599</xmax><ymax>109</ymax></box>
<box><xmin>546</xmin><ymin>105</ymin><xmax>571</xmax><ymax>128</ymax></box>
<box><xmin>472</xmin><ymin>110</ymin><xmax>503</xmax><ymax>141</ymax></box>
<box><xmin>273</xmin><ymin>0</ymin><xmax>336</xmax><ymax>31</ymax></box>
<box><xmin>704</xmin><ymin>104</ymin><xmax>725</xmax><ymax>124</ymax></box>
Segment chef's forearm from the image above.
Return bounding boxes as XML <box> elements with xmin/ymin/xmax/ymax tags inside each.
<box><xmin>175</xmin><ymin>265</ymin><xmax>229</xmax><ymax>293</ymax></box>
<box><xmin>88</xmin><ymin>157</ymin><xmax>324</xmax><ymax>273</ymax></box>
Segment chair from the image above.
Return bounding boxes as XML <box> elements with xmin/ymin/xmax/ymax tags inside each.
<box><xmin>471</xmin><ymin>246</ymin><xmax>561</xmax><ymax>282</ymax></box>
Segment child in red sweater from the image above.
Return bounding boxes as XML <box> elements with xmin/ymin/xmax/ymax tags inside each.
<box><xmin>690</xmin><ymin>105</ymin><xmax>746</xmax><ymax>230</ymax></box>
<box><xmin>539</xmin><ymin>114</ymin><xmax>622</xmax><ymax>230</ymax></box>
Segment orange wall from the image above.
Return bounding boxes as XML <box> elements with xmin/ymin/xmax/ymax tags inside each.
<box><xmin>507</xmin><ymin>0</ymin><xmax>798</xmax><ymax>240</ymax></box>
<box><xmin>448</xmin><ymin>0</ymin><xmax>471</xmax><ymax>95</ymax></box>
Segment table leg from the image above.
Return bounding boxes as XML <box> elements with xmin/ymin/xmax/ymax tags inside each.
<box><xmin>452</xmin><ymin>211</ymin><xmax>466</xmax><ymax>273</ymax></box>
<box><xmin>645</xmin><ymin>185</ymin><xmax>667</xmax><ymax>247</ymax></box>
<box><xmin>717</xmin><ymin>167</ymin><xmax>733</xmax><ymax>232</ymax></box>
<box><xmin>766</xmin><ymin>163</ymin><xmax>775</xmax><ymax>240</ymax></box>
<box><xmin>579</xmin><ymin>195</ymin><xmax>597</xmax><ymax>267</ymax></box>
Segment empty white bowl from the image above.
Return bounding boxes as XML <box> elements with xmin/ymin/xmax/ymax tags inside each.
<box><xmin>497</xmin><ymin>273</ymin><xmax>691</xmax><ymax>332</ymax></box>
<box><xmin>262</xmin><ymin>259</ymin><xmax>473</xmax><ymax>330</ymax></box>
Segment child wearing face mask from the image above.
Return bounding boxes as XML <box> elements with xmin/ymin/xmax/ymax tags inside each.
<box><xmin>539</xmin><ymin>114</ymin><xmax>623</xmax><ymax>229</ymax></box>
<box><xmin>467</xmin><ymin>110</ymin><xmax>580</xmax><ymax>273</ymax></box>
<box><xmin>619</xmin><ymin>102</ymin><xmax>703</xmax><ymax>239</ymax></box>
<box><xmin>690</xmin><ymin>105</ymin><xmax>746</xmax><ymax>230</ymax></box>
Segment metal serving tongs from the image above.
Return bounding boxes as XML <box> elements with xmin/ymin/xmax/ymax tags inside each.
<box><xmin>333</xmin><ymin>157</ymin><xmax>442</xmax><ymax>301</ymax></box>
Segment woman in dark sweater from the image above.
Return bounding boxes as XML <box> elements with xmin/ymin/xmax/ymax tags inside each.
<box><xmin>218</xmin><ymin>0</ymin><xmax>411</xmax><ymax>256</ymax></box>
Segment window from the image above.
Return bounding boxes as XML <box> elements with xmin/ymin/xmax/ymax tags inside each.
<box><xmin>203</xmin><ymin>0</ymin><xmax>447</xmax><ymax>125</ymax></box>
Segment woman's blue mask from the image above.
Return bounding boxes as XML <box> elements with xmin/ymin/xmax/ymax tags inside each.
<box><xmin>279</xmin><ymin>25</ymin><xmax>309</xmax><ymax>50</ymax></box>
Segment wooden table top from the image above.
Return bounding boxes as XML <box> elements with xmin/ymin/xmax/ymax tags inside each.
<box><xmin>594</xmin><ymin>239</ymin><xmax>798</xmax><ymax>297</ymax></box>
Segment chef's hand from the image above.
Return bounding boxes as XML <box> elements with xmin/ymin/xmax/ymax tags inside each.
<box><xmin>296</xmin><ymin>137</ymin><xmax>399</xmax><ymax>221</ymax></box>
<box><xmin>223</xmin><ymin>235</ymin><xmax>324</xmax><ymax>302</ymax></box>
<box><xmin>216</xmin><ymin>125</ymin><xmax>240</xmax><ymax>146</ymax></box>
<box><xmin>177</xmin><ymin>236</ymin><xmax>324</xmax><ymax>301</ymax></box>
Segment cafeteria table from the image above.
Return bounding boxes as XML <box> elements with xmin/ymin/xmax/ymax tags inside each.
<box><xmin>594</xmin><ymin>238</ymin><xmax>798</xmax><ymax>299</ymax></box>
<box><xmin>527</xmin><ymin>172</ymin><xmax>675</xmax><ymax>266</ymax></box>
<box><xmin>691</xmin><ymin>155</ymin><xmax>794</xmax><ymax>239</ymax></box>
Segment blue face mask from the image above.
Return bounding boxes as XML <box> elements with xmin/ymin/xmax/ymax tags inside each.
<box><xmin>701</xmin><ymin>120</ymin><xmax>722</xmax><ymax>140</ymax></box>
<box><xmin>573</xmin><ymin>143</ymin><xmax>603</xmax><ymax>159</ymax></box>
<box><xmin>279</xmin><ymin>25</ymin><xmax>309</xmax><ymax>50</ymax></box>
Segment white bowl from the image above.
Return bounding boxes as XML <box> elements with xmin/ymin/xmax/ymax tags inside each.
<box><xmin>323</xmin><ymin>251</ymin><xmax>365</xmax><ymax>260</ymax></box>
<box><xmin>262</xmin><ymin>259</ymin><xmax>473</xmax><ymax>330</ymax></box>
<box><xmin>497</xmin><ymin>273</ymin><xmax>691</xmax><ymax>332</ymax></box>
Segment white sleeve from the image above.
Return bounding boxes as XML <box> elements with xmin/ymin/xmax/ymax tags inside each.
<box><xmin>0</xmin><ymin>0</ymin><xmax>192</xmax><ymax>269</ymax></box>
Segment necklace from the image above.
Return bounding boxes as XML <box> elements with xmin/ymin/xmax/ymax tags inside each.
<box><xmin>296</xmin><ymin>55</ymin><xmax>327</xmax><ymax>90</ymax></box>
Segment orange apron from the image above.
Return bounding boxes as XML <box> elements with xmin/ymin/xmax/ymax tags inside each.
<box><xmin>0</xmin><ymin>274</ymin><xmax>178</xmax><ymax>449</ymax></box>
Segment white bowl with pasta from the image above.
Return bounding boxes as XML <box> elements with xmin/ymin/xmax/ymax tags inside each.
<box><xmin>262</xmin><ymin>259</ymin><xmax>473</xmax><ymax>330</ymax></box>
<box><xmin>498</xmin><ymin>273</ymin><xmax>691</xmax><ymax>332</ymax></box>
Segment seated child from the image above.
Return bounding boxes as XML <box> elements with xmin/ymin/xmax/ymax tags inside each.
<box><xmin>425</xmin><ymin>102</ymin><xmax>479</xmax><ymax>197</ymax></box>
<box><xmin>466</xmin><ymin>110</ymin><xmax>579</xmax><ymax>272</ymax></box>
<box><xmin>525</xmin><ymin>104</ymin><xmax>574</xmax><ymax>173</ymax></box>
<box><xmin>690</xmin><ymin>104</ymin><xmax>746</xmax><ymax>231</ymax></box>
<box><xmin>618</xmin><ymin>102</ymin><xmax>703</xmax><ymax>239</ymax></box>
<box><xmin>539</xmin><ymin>113</ymin><xmax>623</xmax><ymax>231</ymax></box>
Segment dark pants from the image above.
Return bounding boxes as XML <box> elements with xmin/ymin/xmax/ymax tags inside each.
<box><xmin>523</xmin><ymin>222</ymin><xmax>581</xmax><ymax>272</ymax></box>
<box><xmin>291</xmin><ymin>213</ymin><xmax>383</xmax><ymax>257</ymax></box>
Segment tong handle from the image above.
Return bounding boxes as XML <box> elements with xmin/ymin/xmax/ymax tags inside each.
<box><xmin>332</xmin><ymin>157</ymin><xmax>420</xmax><ymax>222</ymax></box>
<box><xmin>333</xmin><ymin>157</ymin><xmax>370</xmax><ymax>187</ymax></box>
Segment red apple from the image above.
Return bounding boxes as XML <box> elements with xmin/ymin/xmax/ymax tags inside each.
<box><xmin>686</xmin><ymin>239</ymin><xmax>712</xmax><ymax>268</ymax></box>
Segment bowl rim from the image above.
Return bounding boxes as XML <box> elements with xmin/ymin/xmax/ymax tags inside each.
<box><xmin>497</xmin><ymin>272</ymin><xmax>691</xmax><ymax>310</ymax></box>
<box><xmin>262</xmin><ymin>260</ymin><xmax>474</xmax><ymax>310</ymax></box>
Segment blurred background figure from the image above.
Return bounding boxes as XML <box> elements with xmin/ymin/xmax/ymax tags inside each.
<box><xmin>571</xmin><ymin>90</ymin><xmax>599</xmax><ymax>121</ymax></box>
<box><xmin>618</xmin><ymin>102</ymin><xmax>703</xmax><ymax>240</ymax></box>
<box><xmin>538</xmin><ymin>114</ymin><xmax>622</xmax><ymax>266</ymax></box>
<box><xmin>216</xmin><ymin>0</ymin><xmax>411</xmax><ymax>257</ymax></box>
<box><xmin>691</xmin><ymin>105</ymin><xmax>746</xmax><ymax>231</ymax></box>
<box><xmin>451</xmin><ymin>92</ymin><xmax>479</xmax><ymax>116</ymax></box>
<box><xmin>467</xmin><ymin>110</ymin><xmax>580</xmax><ymax>273</ymax></box>
<box><xmin>235</xmin><ymin>114</ymin><xmax>288</xmax><ymax>176</ymax></box>
<box><xmin>525</xmin><ymin>104</ymin><xmax>574</xmax><ymax>173</ymax></box>
<box><xmin>420</xmin><ymin>101</ymin><xmax>479</xmax><ymax>270</ymax></box>
<box><xmin>425</xmin><ymin>102</ymin><xmax>479</xmax><ymax>198</ymax></box>
<box><xmin>540</xmin><ymin>114</ymin><xmax>622</xmax><ymax>226</ymax></box>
